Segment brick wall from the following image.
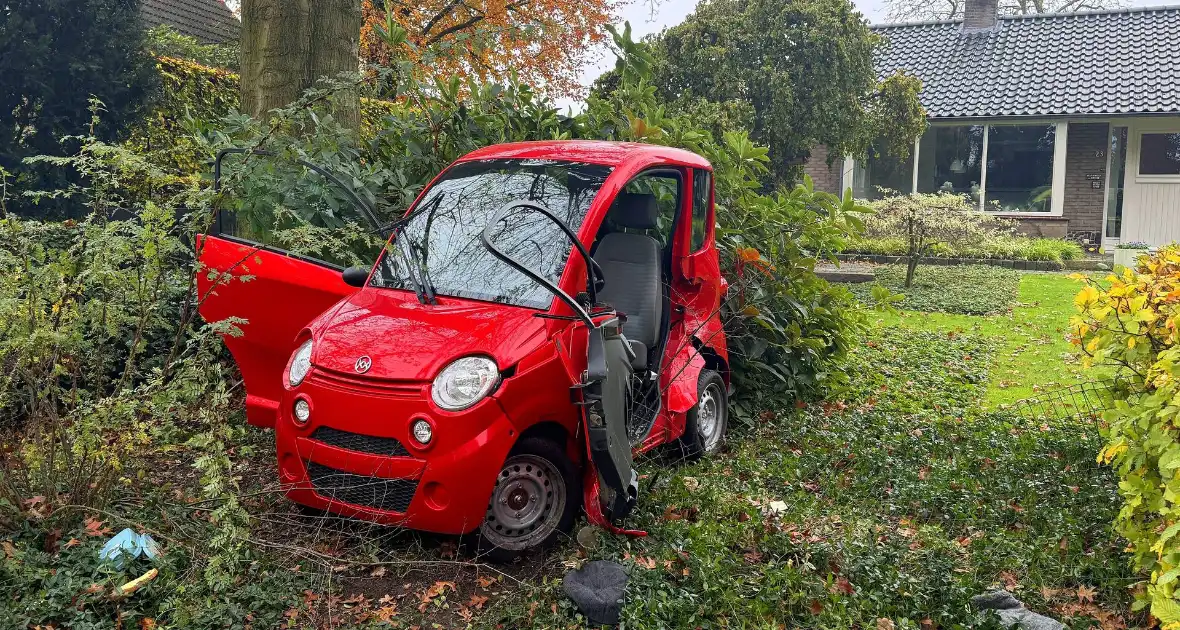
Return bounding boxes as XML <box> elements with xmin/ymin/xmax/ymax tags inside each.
<box><xmin>963</xmin><ymin>0</ymin><xmax>999</xmax><ymax>29</ymax></box>
<box><xmin>802</xmin><ymin>145</ymin><xmax>843</xmax><ymax>195</ymax></box>
<box><xmin>1012</xmin><ymin>216</ymin><xmax>1069</xmax><ymax>238</ymax></box>
<box><xmin>1062</xmin><ymin>122</ymin><xmax>1109</xmax><ymax>235</ymax></box>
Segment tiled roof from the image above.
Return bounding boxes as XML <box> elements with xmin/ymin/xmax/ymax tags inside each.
<box><xmin>141</xmin><ymin>0</ymin><xmax>240</xmax><ymax>45</ymax></box>
<box><xmin>872</xmin><ymin>6</ymin><xmax>1180</xmax><ymax>119</ymax></box>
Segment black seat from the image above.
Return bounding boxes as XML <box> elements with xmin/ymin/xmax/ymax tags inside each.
<box><xmin>593</xmin><ymin>192</ymin><xmax>662</xmax><ymax>370</ymax></box>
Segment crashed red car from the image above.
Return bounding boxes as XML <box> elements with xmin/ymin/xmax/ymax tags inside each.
<box><xmin>198</xmin><ymin>140</ymin><xmax>731</xmax><ymax>557</ymax></box>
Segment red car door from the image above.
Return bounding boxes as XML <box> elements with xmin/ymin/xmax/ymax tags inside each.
<box><xmin>196</xmin><ymin>233</ymin><xmax>355</xmax><ymax>428</ymax></box>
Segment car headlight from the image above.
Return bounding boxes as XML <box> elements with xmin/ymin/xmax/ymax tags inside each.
<box><xmin>431</xmin><ymin>356</ymin><xmax>500</xmax><ymax>411</ymax></box>
<box><xmin>288</xmin><ymin>339</ymin><xmax>314</xmax><ymax>387</ymax></box>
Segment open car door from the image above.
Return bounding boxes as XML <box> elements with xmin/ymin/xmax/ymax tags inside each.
<box><xmin>581</xmin><ymin>317</ymin><xmax>639</xmax><ymax>521</ymax></box>
<box><xmin>479</xmin><ymin>200</ymin><xmax>639</xmax><ymax>523</ymax></box>
<box><xmin>197</xmin><ymin>149</ymin><xmax>383</xmax><ymax>428</ymax></box>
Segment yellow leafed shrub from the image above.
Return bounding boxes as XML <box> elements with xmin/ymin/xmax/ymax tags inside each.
<box><xmin>1071</xmin><ymin>246</ymin><xmax>1180</xmax><ymax>625</ymax></box>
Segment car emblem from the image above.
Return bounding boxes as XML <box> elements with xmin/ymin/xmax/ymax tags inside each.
<box><xmin>354</xmin><ymin>356</ymin><xmax>372</xmax><ymax>374</ymax></box>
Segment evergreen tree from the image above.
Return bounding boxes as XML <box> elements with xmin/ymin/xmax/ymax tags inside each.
<box><xmin>0</xmin><ymin>0</ymin><xmax>157</xmax><ymax>215</ymax></box>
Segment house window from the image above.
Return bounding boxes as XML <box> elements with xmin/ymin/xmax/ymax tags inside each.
<box><xmin>851</xmin><ymin>121</ymin><xmax>1066</xmax><ymax>215</ymax></box>
<box><xmin>916</xmin><ymin>125</ymin><xmax>984</xmax><ymax>204</ymax></box>
<box><xmin>851</xmin><ymin>147</ymin><xmax>915</xmax><ymax>199</ymax></box>
<box><xmin>1139</xmin><ymin>133</ymin><xmax>1180</xmax><ymax>176</ymax></box>
<box><xmin>984</xmin><ymin>124</ymin><xmax>1056</xmax><ymax>213</ymax></box>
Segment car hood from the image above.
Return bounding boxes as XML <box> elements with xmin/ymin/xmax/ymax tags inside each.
<box><xmin>310</xmin><ymin>288</ymin><xmax>550</xmax><ymax>381</ymax></box>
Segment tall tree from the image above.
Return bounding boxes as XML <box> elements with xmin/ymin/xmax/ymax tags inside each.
<box><xmin>0</xmin><ymin>0</ymin><xmax>157</xmax><ymax>215</ymax></box>
<box><xmin>883</xmin><ymin>0</ymin><xmax>1122</xmax><ymax>23</ymax></box>
<box><xmin>359</xmin><ymin>0</ymin><xmax>619</xmax><ymax>97</ymax></box>
<box><xmin>650</xmin><ymin>0</ymin><xmax>926</xmax><ymax>184</ymax></box>
<box><xmin>239</xmin><ymin>0</ymin><xmax>363</xmax><ymax>127</ymax></box>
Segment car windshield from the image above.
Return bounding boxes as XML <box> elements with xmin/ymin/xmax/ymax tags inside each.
<box><xmin>370</xmin><ymin>159</ymin><xmax>613</xmax><ymax>308</ymax></box>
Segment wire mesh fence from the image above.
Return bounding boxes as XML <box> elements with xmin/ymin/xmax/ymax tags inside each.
<box><xmin>1005</xmin><ymin>378</ymin><xmax>1123</xmax><ymax>435</ymax></box>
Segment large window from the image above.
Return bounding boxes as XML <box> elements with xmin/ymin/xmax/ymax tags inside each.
<box><xmin>916</xmin><ymin>125</ymin><xmax>984</xmax><ymax>203</ymax></box>
<box><xmin>851</xmin><ymin>148</ymin><xmax>915</xmax><ymax>200</ymax></box>
<box><xmin>852</xmin><ymin>122</ymin><xmax>1065</xmax><ymax>214</ymax></box>
<box><xmin>1139</xmin><ymin>133</ymin><xmax>1180</xmax><ymax>176</ymax></box>
<box><xmin>984</xmin><ymin>124</ymin><xmax>1056</xmax><ymax>213</ymax></box>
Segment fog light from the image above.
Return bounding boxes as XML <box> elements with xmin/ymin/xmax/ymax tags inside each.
<box><xmin>411</xmin><ymin>419</ymin><xmax>433</xmax><ymax>445</ymax></box>
<box><xmin>293</xmin><ymin>399</ymin><xmax>311</xmax><ymax>425</ymax></box>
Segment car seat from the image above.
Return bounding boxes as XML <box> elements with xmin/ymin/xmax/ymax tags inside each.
<box><xmin>593</xmin><ymin>192</ymin><xmax>663</xmax><ymax>370</ymax></box>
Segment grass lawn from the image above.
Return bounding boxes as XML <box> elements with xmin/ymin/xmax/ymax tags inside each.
<box><xmin>858</xmin><ymin>265</ymin><xmax>1113</xmax><ymax>407</ymax></box>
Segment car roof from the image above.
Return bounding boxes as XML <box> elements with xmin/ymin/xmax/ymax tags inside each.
<box><xmin>456</xmin><ymin>140</ymin><xmax>713</xmax><ymax>170</ymax></box>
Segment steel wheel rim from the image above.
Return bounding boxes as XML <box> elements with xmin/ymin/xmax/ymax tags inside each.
<box><xmin>698</xmin><ymin>383</ymin><xmax>724</xmax><ymax>450</ymax></box>
<box><xmin>481</xmin><ymin>454</ymin><xmax>566</xmax><ymax>550</ymax></box>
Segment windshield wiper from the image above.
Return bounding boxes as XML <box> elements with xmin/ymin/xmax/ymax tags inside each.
<box><xmin>407</xmin><ymin>238</ymin><xmax>437</xmax><ymax>304</ymax></box>
<box><xmin>381</xmin><ymin>193</ymin><xmax>443</xmax><ymax>305</ymax></box>
<box><xmin>391</xmin><ymin>241</ymin><xmax>429</xmax><ymax>304</ymax></box>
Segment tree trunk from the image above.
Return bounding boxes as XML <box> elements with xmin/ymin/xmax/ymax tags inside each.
<box><xmin>905</xmin><ymin>254</ymin><xmax>919</xmax><ymax>288</ymax></box>
<box><xmin>240</xmin><ymin>0</ymin><xmax>362</xmax><ymax>128</ymax></box>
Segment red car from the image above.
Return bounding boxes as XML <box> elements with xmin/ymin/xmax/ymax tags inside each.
<box><xmin>198</xmin><ymin>140</ymin><xmax>731</xmax><ymax>556</ymax></box>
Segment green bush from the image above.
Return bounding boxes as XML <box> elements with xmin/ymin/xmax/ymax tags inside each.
<box><xmin>145</xmin><ymin>24</ymin><xmax>240</xmax><ymax>70</ymax></box>
<box><xmin>1072</xmin><ymin>249</ymin><xmax>1180</xmax><ymax>622</ymax></box>
<box><xmin>848</xmin><ymin>235</ymin><xmax>1083</xmax><ymax>263</ymax></box>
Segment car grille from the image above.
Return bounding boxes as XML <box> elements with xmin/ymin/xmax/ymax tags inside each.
<box><xmin>309</xmin><ymin>426</ymin><xmax>410</xmax><ymax>457</ymax></box>
<box><xmin>306</xmin><ymin>461</ymin><xmax>418</xmax><ymax>513</ymax></box>
<box><xmin>307</xmin><ymin>369</ymin><xmax>422</xmax><ymax>397</ymax></box>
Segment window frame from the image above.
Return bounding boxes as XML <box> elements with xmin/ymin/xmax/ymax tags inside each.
<box><xmin>689</xmin><ymin>169</ymin><xmax>714</xmax><ymax>253</ymax></box>
<box><xmin>844</xmin><ymin>120</ymin><xmax>1069</xmax><ymax>217</ymax></box>
<box><xmin>1135</xmin><ymin>130</ymin><xmax>1180</xmax><ymax>183</ymax></box>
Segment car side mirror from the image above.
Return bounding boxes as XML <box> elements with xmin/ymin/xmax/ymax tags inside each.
<box><xmin>342</xmin><ymin>266</ymin><xmax>369</xmax><ymax>288</ymax></box>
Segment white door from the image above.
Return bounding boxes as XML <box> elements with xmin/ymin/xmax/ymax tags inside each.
<box><xmin>1121</xmin><ymin>117</ymin><xmax>1180</xmax><ymax>246</ymax></box>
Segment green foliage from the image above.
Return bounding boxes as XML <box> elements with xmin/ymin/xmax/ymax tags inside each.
<box><xmin>849</xmin><ymin>264</ymin><xmax>1022</xmax><ymax>315</ymax></box>
<box><xmin>864</xmin><ymin>192</ymin><xmax>1018</xmax><ymax>287</ymax></box>
<box><xmin>649</xmin><ymin>0</ymin><xmax>926</xmax><ymax>184</ymax></box>
<box><xmin>144</xmin><ymin>24</ymin><xmax>241</xmax><ymax>70</ymax></box>
<box><xmin>1071</xmin><ymin>249</ymin><xmax>1180</xmax><ymax>623</ymax></box>
<box><xmin>0</xmin><ymin>0</ymin><xmax>158</xmax><ymax>217</ymax></box>
<box><xmin>579</xmin><ymin>326</ymin><xmax>1125</xmax><ymax>628</ymax></box>
<box><xmin>863</xmin><ymin>71</ymin><xmax>927</xmax><ymax>167</ymax></box>
<box><xmin>848</xmin><ymin>235</ymin><xmax>1084</xmax><ymax>263</ymax></box>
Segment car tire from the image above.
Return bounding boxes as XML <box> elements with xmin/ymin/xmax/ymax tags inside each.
<box><xmin>478</xmin><ymin>437</ymin><xmax>581</xmax><ymax>562</ymax></box>
<box><xmin>679</xmin><ymin>369</ymin><xmax>728</xmax><ymax>461</ymax></box>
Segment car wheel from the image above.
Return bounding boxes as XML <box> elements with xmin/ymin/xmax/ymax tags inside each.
<box><xmin>478</xmin><ymin>437</ymin><xmax>581</xmax><ymax>562</ymax></box>
<box><xmin>679</xmin><ymin>369</ymin><xmax>728</xmax><ymax>461</ymax></box>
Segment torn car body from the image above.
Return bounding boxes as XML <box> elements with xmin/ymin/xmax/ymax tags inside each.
<box><xmin>198</xmin><ymin>140</ymin><xmax>730</xmax><ymax>554</ymax></box>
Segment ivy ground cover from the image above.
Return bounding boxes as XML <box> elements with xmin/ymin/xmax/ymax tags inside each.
<box><xmin>2</xmin><ymin>267</ymin><xmax>1131</xmax><ymax>628</ymax></box>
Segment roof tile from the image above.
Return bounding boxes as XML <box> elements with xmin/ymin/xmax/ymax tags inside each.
<box><xmin>141</xmin><ymin>0</ymin><xmax>239</xmax><ymax>45</ymax></box>
<box><xmin>873</xmin><ymin>6</ymin><xmax>1180</xmax><ymax>117</ymax></box>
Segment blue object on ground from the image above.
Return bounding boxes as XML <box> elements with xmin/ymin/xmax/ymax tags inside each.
<box><xmin>99</xmin><ymin>528</ymin><xmax>161</xmax><ymax>568</ymax></box>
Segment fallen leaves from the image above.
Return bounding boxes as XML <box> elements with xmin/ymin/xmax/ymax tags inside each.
<box><xmin>417</xmin><ymin>580</ymin><xmax>456</xmax><ymax>612</ymax></box>
<box><xmin>83</xmin><ymin>518</ymin><xmax>112</xmax><ymax>538</ymax></box>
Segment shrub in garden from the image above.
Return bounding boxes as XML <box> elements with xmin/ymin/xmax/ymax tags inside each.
<box><xmin>847</xmin><ymin>234</ymin><xmax>1083</xmax><ymax>263</ymax></box>
<box><xmin>863</xmin><ymin>192</ymin><xmax>1015</xmax><ymax>286</ymax></box>
<box><xmin>1071</xmin><ymin>247</ymin><xmax>1180</xmax><ymax>624</ymax></box>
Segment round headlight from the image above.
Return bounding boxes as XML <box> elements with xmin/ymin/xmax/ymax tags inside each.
<box><xmin>431</xmin><ymin>356</ymin><xmax>500</xmax><ymax>411</ymax></box>
<box><xmin>411</xmin><ymin>419</ymin><xmax>433</xmax><ymax>445</ymax></box>
<box><xmin>293</xmin><ymin>399</ymin><xmax>311</xmax><ymax>424</ymax></box>
<box><xmin>288</xmin><ymin>339</ymin><xmax>314</xmax><ymax>387</ymax></box>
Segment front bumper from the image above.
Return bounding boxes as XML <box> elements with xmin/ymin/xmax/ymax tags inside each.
<box><xmin>275</xmin><ymin>368</ymin><xmax>518</xmax><ymax>535</ymax></box>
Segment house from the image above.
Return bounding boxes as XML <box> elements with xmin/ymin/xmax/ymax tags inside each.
<box><xmin>140</xmin><ymin>0</ymin><xmax>240</xmax><ymax>45</ymax></box>
<box><xmin>804</xmin><ymin>0</ymin><xmax>1180</xmax><ymax>247</ymax></box>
